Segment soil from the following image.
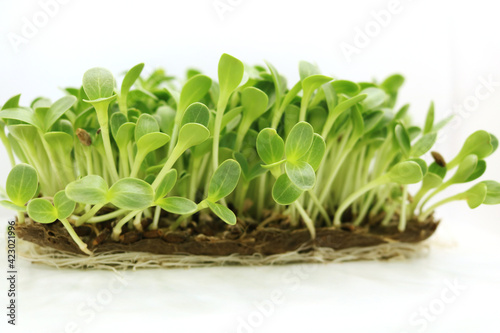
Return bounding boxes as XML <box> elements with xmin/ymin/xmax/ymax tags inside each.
<box><xmin>14</xmin><ymin>210</ymin><xmax>439</xmax><ymax>257</ymax></box>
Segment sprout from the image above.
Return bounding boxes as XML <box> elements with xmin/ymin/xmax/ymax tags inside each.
<box><xmin>27</xmin><ymin>191</ymin><xmax>91</xmax><ymax>255</ymax></box>
<box><xmin>1</xmin><ymin>56</ymin><xmax>498</xmax><ymax>255</ymax></box>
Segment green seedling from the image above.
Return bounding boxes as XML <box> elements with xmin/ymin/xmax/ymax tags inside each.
<box><xmin>82</xmin><ymin>67</ymin><xmax>119</xmax><ymax>182</ymax></box>
<box><xmin>27</xmin><ymin>190</ymin><xmax>91</xmax><ymax>255</ymax></box>
<box><xmin>1</xmin><ymin>57</ymin><xmax>498</xmax><ymax>255</ymax></box>
<box><xmin>0</xmin><ymin>164</ymin><xmax>38</xmax><ymax>223</ymax></box>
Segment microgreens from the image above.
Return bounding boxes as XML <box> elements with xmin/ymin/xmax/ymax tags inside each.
<box><xmin>1</xmin><ymin>54</ymin><xmax>499</xmax><ymax>254</ymax></box>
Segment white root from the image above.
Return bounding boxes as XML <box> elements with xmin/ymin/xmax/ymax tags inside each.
<box><xmin>17</xmin><ymin>238</ymin><xmax>430</xmax><ymax>272</ymax></box>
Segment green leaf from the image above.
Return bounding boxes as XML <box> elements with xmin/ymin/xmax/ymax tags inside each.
<box><xmin>6</xmin><ymin>163</ymin><xmax>38</xmax><ymax>206</ymax></box>
<box><xmin>421</xmin><ymin>172</ymin><xmax>443</xmax><ymax>190</ymax></box>
<box><xmin>66</xmin><ymin>175</ymin><xmax>109</xmax><ymax>205</ymax></box>
<box><xmin>154</xmin><ymin>169</ymin><xmax>177</xmax><ymax>201</ymax></box>
<box><xmin>137</xmin><ymin>132</ymin><xmax>170</xmax><ymax>156</ymax></box>
<box><xmin>423</xmin><ymin>102</ymin><xmax>435</xmax><ymax>134</ymax></box>
<box><xmin>108</xmin><ymin>178</ymin><xmax>154</xmax><ymax>210</ymax></box>
<box><xmin>205</xmin><ymin>200</ymin><xmax>237</xmax><ymax>225</ymax></box>
<box><xmin>2</xmin><ymin>94</ymin><xmax>21</xmax><ymax>110</ymax></box>
<box><xmin>380</xmin><ymin>74</ymin><xmax>405</xmax><ymax>94</ymax></box>
<box><xmin>408</xmin><ymin>158</ymin><xmax>428</xmax><ymax>176</ymax></box>
<box><xmin>44</xmin><ymin>96</ymin><xmax>76</xmax><ymax>132</ymax></box>
<box><xmin>302</xmin><ymin>75</ymin><xmax>332</xmax><ymax>99</ymax></box>
<box><xmin>82</xmin><ymin>67</ymin><xmax>115</xmax><ymax>101</ymax></box>
<box><xmin>360</xmin><ymin>88</ymin><xmax>385</xmax><ymax>111</ymax></box>
<box><xmin>115</xmin><ymin>122</ymin><xmax>136</xmax><ymax>149</ymax></box>
<box><xmin>221</xmin><ymin>106</ymin><xmax>243</xmax><ymax>130</ymax></box>
<box><xmin>44</xmin><ymin>132</ymin><xmax>74</xmax><ymax>156</ymax></box>
<box><xmin>110</xmin><ymin>112</ymin><xmax>128</xmax><ymax>139</ymax></box>
<box><xmin>27</xmin><ymin>199</ymin><xmax>57</xmax><ymax>223</ymax></box>
<box><xmin>285</xmin><ymin>160</ymin><xmax>315</xmax><ymax>190</ymax></box>
<box><xmin>464</xmin><ymin>183</ymin><xmax>487</xmax><ymax>209</ymax></box>
<box><xmin>285</xmin><ymin>122</ymin><xmax>314</xmax><ymax>161</ymax></box>
<box><xmin>387</xmin><ymin>161</ymin><xmax>424</xmax><ymax>184</ymax></box>
<box><xmin>54</xmin><ymin>190</ymin><xmax>76</xmax><ymax>220</ymax></box>
<box><xmin>395</xmin><ymin>123</ymin><xmax>411</xmax><ymax>158</ymax></box>
<box><xmin>429</xmin><ymin>162</ymin><xmax>447</xmax><ymax>179</ymax></box>
<box><xmin>299</xmin><ymin>61</ymin><xmax>320</xmax><ymax>80</ymax></box>
<box><xmin>156</xmin><ymin>197</ymin><xmax>197</xmax><ymax>215</ymax></box>
<box><xmin>481</xmin><ymin>180</ymin><xmax>500</xmax><ymax>205</ymax></box>
<box><xmin>363</xmin><ymin>110</ymin><xmax>384</xmax><ymax>133</ymax></box>
<box><xmin>299</xmin><ymin>134</ymin><xmax>326</xmax><ymax>171</ymax></box>
<box><xmin>181</xmin><ymin>102</ymin><xmax>210</xmax><ymax>127</ymax></box>
<box><xmin>332</xmin><ymin>94</ymin><xmax>367</xmax><ymax>115</ymax></box>
<box><xmin>411</xmin><ymin>132</ymin><xmax>437</xmax><ymax>157</ymax></box>
<box><xmin>465</xmin><ymin>160</ymin><xmax>486</xmax><ymax>182</ymax></box>
<box><xmin>178</xmin><ymin>74</ymin><xmax>212</xmax><ymax>113</ymax></box>
<box><xmin>0</xmin><ymin>108</ymin><xmax>40</xmax><ymax>128</ymax></box>
<box><xmin>490</xmin><ymin>133</ymin><xmax>498</xmax><ymax>155</ymax></box>
<box><xmin>121</xmin><ymin>63</ymin><xmax>144</xmax><ymax>98</ymax></box>
<box><xmin>450</xmin><ymin>155</ymin><xmax>478</xmax><ymax>184</ymax></box>
<box><xmin>218</xmin><ymin>54</ymin><xmax>244</xmax><ymax>100</ymax></box>
<box><xmin>350</xmin><ymin>107</ymin><xmax>365</xmax><ymax>142</ymax></box>
<box><xmin>176</xmin><ymin>123</ymin><xmax>210</xmax><ymax>151</ymax></box>
<box><xmin>272</xmin><ymin>173</ymin><xmax>303</xmax><ymax>205</ymax></box>
<box><xmin>257</xmin><ymin>128</ymin><xmax>284</xmax><ymax>165</ymax></box>
<box><xmin>241</xmin><ymin>87</ymin><xmax>269</xmax><ymax>126</ymax></box>
<box><xmin>449</xmin><ymin>130</ymin><xmax>493</xmax><ymax>168</ymax></box>
<box><xmin>156</xmin><ymin>105</ymin><xmax>176</xmax><ymax>135</ymax></box>
<box><xmin>0</xmin><ymin>200</ymin><xmax>26</xmax><ymax>212</ymax></box>
<box><xmin>207</xmin><ymin>159</ymin><xmax>241</xmax><ymax>202</ymax></box>
<box><xmin>331</xmin><ymin>80</ymin><xmax>360</xmax><ymax>95</ymax></box>
<box><xmin>135</xmin><ymin>113</ymin><xmax>159</xmax><ymax>141</ymax></box>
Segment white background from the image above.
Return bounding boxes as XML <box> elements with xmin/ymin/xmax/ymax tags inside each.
<box><xmin>0</xmin><ymin>0</ymin><xmax>499</xmax><ymax>332</ymax></box>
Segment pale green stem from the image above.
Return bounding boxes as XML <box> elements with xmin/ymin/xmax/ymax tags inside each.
<box><xmin>168</xmin><ymin>123</ymin><xmax>179</xmax><ymax>156</ymax></box>
<box><xmin>60</xmin><ymin>218</ymin><xmax>92</xmax><ymax>255</ymax></box>
<box><xmin>419</xmin><ymin>182</ymin><xmax>449</xmax><ymax>214</ymax></box>
<box><xmin>149</xmin><ymin>206</ymin><xmax>162</xmax><ymax>230</ymax></box>
<box><xmin>130</xmin><ymin>152</ymin><xmax>146</xmax><ymax>178</ymax></box>
<box><xmin>112</xmin><ymin>210</ymin><xmax>141</xmax><ymax>240</ymax></box>
<box><xmin>133</xmin><ymin>211</ymin><xmax>143</xmax><ymax>231</ymax></box>
<box><xmin>236</xmin><ymin>181</ymin><xmax>250</xmax><ymax>215</ymax></box>
<box><xmin>0</xmin><ymin>129</ymin><xmax>16</xmax><ymax>167</ymax></box>
<box><xmin>119</xmin><ymin>147</ymin><xmax>130</xmax><ymax>178</ymax></box>
<box><xmin>151</xmin><ymin>147</ymin><xmax>183</xmax><ymax>190</ymax></box>
<box><xmin>95</xmin><ymin>104</ymin><xmax>119</xmax><ymax>183</ymax></box>
<box><xmin>76</xmin><ymin>204</ymin><xmax>105</xmax><ymax>226</ymax></box>
<box><xmin>398</xmin><ymin>186</ymin><xmax>408</xmax><ymax>232</ymax></box>
<box><xmin>307</xmin><ymin>191</ymin><xmax>332</xmax><ymax>227</ymax></box>
<box><xmin>84</xmin><ymin>147</ymin><xmax>93</xmax><ymax>175</ymax></box>
<box><xmin>293</xmin><ymin>202</ymin><xmax>315</xmax><ymax>238</ymax></box>
<box><xmin>87</xmin><ymin>209</ymin><xmax>127</xmax><ymax>223</ymax></box>
<box><xmin>17</xmin><ymin>211</ymin><xmax>25</xmax><ymax>224</ymax></box>
<box><xmin>212</xmin><ymin>95</ymin><xmax>229</xmax><ymax>172</ymax></box>
<box><xmin>420</xmin><ymin>196</ymin><xmax>459</xmax><ymax>222</ymax></box>
<box><xmin>171</xmin><ymin>201</ymin><xmax>206</xmax><ymax>231</ymax></box>
<box><xmin>353</xmin><ymin>190</ymin><xmax>377</xmax><ymax>226</ymax></box>
<box><xmin>256</xmin><ymin>173</ymin><xmax>267</xmax><ymax>221</ymax></box>
<box><xmin>38</xmin><ymin>131</ymin><xmax>64</xmax><ymax>188</ymax></box>
<box><xmin>100</xmin><ymin>125</ymin><xmax>119</xmax><ymax>183</ymax></box>
<box><xmin>334</xmin><ymin>175</ymin><xmax>389</xmax><ymax>227</ymax></box>
<box><xmin>381</xmin><ymin>204</ymin><xmax>397</xmax><ymax>226</ymax></box>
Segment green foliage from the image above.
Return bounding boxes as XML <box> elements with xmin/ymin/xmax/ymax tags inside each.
<box><xmin>5</xmin><ymin>164</ymin><xmax>38</xmax><ymax>207</ymax></box>
<box><xmin>1</xmin><ymin>55</ymin><xmax>498</xmax><ymax>252</ymax></box>
<box><xmin>108</xmin><ymin>178</ymin><xmax>154</xmax><ymax>210</ymax></box>
<box><xmin>207</xmin><ymin>159</ymin><xmax>241</xmax><ymax>202</ymax></box>
<box><xmin>272</xmin><ymin>173</ymin><xmax>303</xmax><ymax>205</ymax></box>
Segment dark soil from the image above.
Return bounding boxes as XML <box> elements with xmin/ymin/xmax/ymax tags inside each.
<box><xmin>14</xmin><ymin>210</ymin><xmax>439</xmax><ymax>256</ymax></box>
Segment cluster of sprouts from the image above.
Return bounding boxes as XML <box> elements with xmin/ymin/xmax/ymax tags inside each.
<box><xmin>1</xmin><ymin>54</ymin><xmax>499</xmax><ymax>255</ymax></box>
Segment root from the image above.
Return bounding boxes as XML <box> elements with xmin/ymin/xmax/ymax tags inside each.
<box><xmin>17</xmin><ymin>238</ymin><xmax>430</xmax><ymax>272</ymax></box>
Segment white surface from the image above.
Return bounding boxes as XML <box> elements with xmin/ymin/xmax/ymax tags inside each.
<box><xmin>1</xmin><ymin>0</ymin><xmax>500</xmax><ymax>332</ymax></box>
